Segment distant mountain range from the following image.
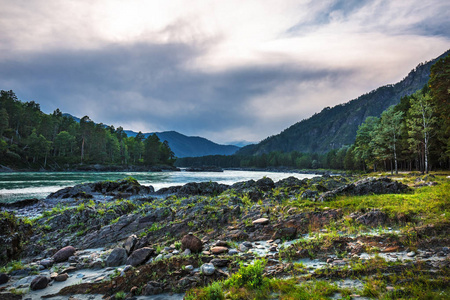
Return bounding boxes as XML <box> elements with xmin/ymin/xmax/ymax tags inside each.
<box><xmin>237</xmin><ymin>50</ymin><xmax>449</xmax><ymax>155</ymax></box>
<box><xmin>62</xmin><ymin>114</ymin><xmax>240</xmax><ymax>158</ymax></box>
<box><xmin>124</xmin><ymin>130</ymin><xmax>240</xmax><ymax>158</ymax></box>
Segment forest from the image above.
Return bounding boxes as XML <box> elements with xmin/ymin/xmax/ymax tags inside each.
<box><xmin>177</xmin><ymin>54</ymin><xmax>450</xmax><ymax>173</ymax></box>
<box><xmin>0</xmin><ymin>93</ymin><xmax>175</xmax><ymax>170</ymax></box>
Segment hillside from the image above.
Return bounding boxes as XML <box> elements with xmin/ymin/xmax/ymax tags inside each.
<box><xmin>124</xmin><ymin>130</ymin><xmax>240</xmax><ymax>158</ymax></box>
<box><xmin>238</xmin><ymin>50</ymin><xmax>450</xmax><ymax>155</ymax></box>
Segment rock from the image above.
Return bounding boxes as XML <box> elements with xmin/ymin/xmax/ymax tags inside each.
<box><xmin>242</xmin><ymin>241</ymin><xmax>253</xmax><ymax>248</ymax></box>
<box><xmin>319</xmin><ymin>177</ymin><xmax>409</xmax><ymax>201</ymax></box>
<box><xmin>182</xmin><ymin>249</ymin><xmax>191</xmax><ymax>256</ymax></box>
<box><xmin>126</xmin><ymin>247</ymin><xmax>154</xmax><ymax>267</ymax></box>
<box><xmin>252</xmin><ymin>218</ymin><xmax>269</xmax><ymax>225</ymax></box>
<box><xmin>54</xmin><ymin>273</ymin><xmax>69</xmax><ymax>282</ymax></box>
<box><xmin>123</xmin><ymin>235</ymin><xmax>138</xmax><ymax>255</ymax></box>
<box><xmin>355</xmin><ymin>210</ymin><xmax>388</xmax><ymax>226</ymax></box>
<box><xmin>215</xmin><ymin>240</ymin><xmax>229</xmax><ymax>247</ymax></box>
<box><xmin>106</xmin><ymin>247</ymin><xmax>128</xmax><ymax>267</ymax></box>
<box><xmin>0</xmin><ymin>292</ymin><xmax>22</xmax><ymax>300</ymax></box>
<box><xmin>407</xmin><ymin>251</ymin><xmax>416</xmax><ymax>257</ymax></box>
<box><xmin>52</xmin><ymin>246</ymin><xmax>76</xmax><ymax>263</ymax></box>
<box><xmin>40</xmin><ymin>258</ymin><xmax>54</xmax><ymax>268</ymax></box>
<box><xmin>239</xmin><ymin>244</ymin><xmax>249</xmax><ymax>252</ymax></box>
<box><xmin>382</xmin><ymin>246</ymin><xmax>400</xmax><ymax>253</ymax></box>
<box><xmin>211</xmin><ymin>246</ymin><xmax>228</xmax><ymax>255</ymax></box>
<box><xmin>228</xmin><ymin>249</ymin><xmax>238</xmax><ymax>255</ymax></box>
<box><xmin>0</xmin><ymin>273</ymin><xmax>9</xmax><ymax>284</ymax></box>
<box><xmin>200</xmin><ymin>263</ymin><xmax>215</xmax><ymax>275</ymax></box>
<box><xmin>210</xmin><ymin>258</ymin><xmax>230</xmax><ymax>267</ymax></box>
<box><xmin>186</xmin><ymin>166</ymin><xmax>223</xmax><ymax>172</ymax></box>
<box><xmin>30</xmin><ymin>275</ymin><xmax>49</xmax><ymax>290</ymax></box>
<box><xmin>185</xmin><ymin>265</ymin><xmax>194</xmax><ymax>271</ymax></box>
<box><xmin>256</xmin><ymin>177</ymin><xmax>275</xmax><ymax>191</ymax></box>
<box><xmin>143</xmin><ymin>281</ymin><xmax>163</xmax><ymax>295</ymax></box>
<box><xmin>181</xmin><ymin>233</ymin><xmax>203</xmax><ymax>253</ymax></box>
<box><xmin>275</xmin><ymin>176</ymin><xmax>304</xmax><ymax>188</ymax></box>
<box><xmin>301</xmin><ymin>189</ymin><xmax>318</xmax><ymax>199</ymax></box>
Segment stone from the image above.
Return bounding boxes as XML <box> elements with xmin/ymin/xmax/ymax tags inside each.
<box><xmin>54</xmin><ymin>273</ymin><xmax>69</xmax><ymax>282</ymax></box>
<box><xmin>182</xmin><ymin>249</ymin><xmax>191</xmax><ymax>256</ymax></box>
<box><xmin>382</xmin><ymin>246</ymin><xmax>399</xmax><ymax>253</ymax></box>
<box><xmin>39</xmin><ymin>258</ymin><xmax>54</xmax><ymax>268</ymax></box>
<box><xmin>185</xmin><ymin>265</ymin><xmax>194</xmax><ymax>272</ymax></box>
<box><xmin>52</xmin><ymin>246</ymin><xmax>76</xmax><ymax>263</ymax></box>
<box><xmin>30</xmin><ymin>275</ymin><xmax>49</xmax><ymax>290</ymax></box>
<box><xmin>181</xmin><ymin>233</ymin><xmax>203</xmax><ymax>253</ymax></box>
<box><xmin>200</xmin><ymin>263</ymin><xmax>215</xmax><ymax>275</ymax></box>
<box><xmin>126</xmin><ymin>247</ymin><xmax>154</xmax><ymax>267</ymax></box>
<box><xmin>210</xmin><ymin>258</ymin><xmax>230</xmax><ymax>267</ymax></box>
<box><xmin>242</xmin><ymin>241</ymin><xmax>253</xmax><ymax>248</ymax></box>
<box><xmin>407</xmin><ymin>251</ymin><xmax>416</xmax><ymax>257</ymax></box>
<box><xmin>228</xmin><ymin>249</ymin><xmax>238</xmax><ymax>255</ymax></box>
<box><xmin>123</xmin><ymin>234</ymin><xmax>138</xmax><ymax>255</ymax></box>
<box><xmin>355</xmin><ymin>210</ymin><xmax>388</xmax><ymax>227</ymax></box>
<box><xmin>211</xmin><ymin>246</ymin><xmax>228</xmax><ymax>255</ymax></box>
<box><xmin>215</xmin><ymin>240</ymin><xmax>229</xmax><ymax>247</ymax></box>
<box><xmin>252</xmin><ymin>218</ymin><xmax>269</xmax><ymax>225</ymax></box>
<box><xmin>0</xmin><ymin>273</ymin><xmax>9</xmax><ymax>284</ymax></box>
<box><xmin>106</xmin><ymin>247</ymin><xmax>128</xmax><ymax>267</ymax></box>
<box><xmin>143</xmin><ymin>281</ymin><xmax>163</xmax><ymax>295</ymax></box>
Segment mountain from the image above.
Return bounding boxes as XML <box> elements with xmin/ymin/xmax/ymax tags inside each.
<box><xmin>124</xmin><ymin>130</ymin><xmax>240</xmax><ymax>158</ymax></box>
<box><xmin>238</xmin><ymin>50</ymin><xmax>450</xmax><ymax>155</ymax></box>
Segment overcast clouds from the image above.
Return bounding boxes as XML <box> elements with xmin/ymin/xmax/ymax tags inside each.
<box><xmin>0</xmin><ymin>0</ymin><xmax>449</xmax><ymax>144</ymax></box>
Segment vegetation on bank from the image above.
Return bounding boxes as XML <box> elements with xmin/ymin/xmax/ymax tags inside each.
<box><xmin>0</xmin><ymin>92</ymin><xmax>175</xmax><ymax>170</ymax></box>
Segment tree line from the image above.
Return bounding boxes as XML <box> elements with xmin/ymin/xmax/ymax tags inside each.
<box><xmin>0</xmin><ymin>92</ymin><xmax>175</xmax><ymax>169</ymax></box>
<box><xmin>177</xmin><ymin>54</ymin><xmax>449</xmax><ymax>173</ymax></box>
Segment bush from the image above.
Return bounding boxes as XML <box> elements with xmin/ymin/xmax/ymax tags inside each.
<box><xmin>224</xmin><ymin>258</ymin><xmax>267</xmax><ymax>290</ymax></box>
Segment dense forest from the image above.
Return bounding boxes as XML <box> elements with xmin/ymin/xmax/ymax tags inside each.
<box><xmin>0</xmin><ymin>92</ymin><xmax>175</xmax><ymax>170</ymax></box>
<box><xmin>177</xmin><ymin>54</ymin><xmax>450</xmax><ymax>173</ymax></box>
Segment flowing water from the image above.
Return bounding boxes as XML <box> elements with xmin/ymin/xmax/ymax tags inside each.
<box><xmin>0</xmin><ymin>170</ymin><xmax>318</xmax><ymax>203</ymax></box>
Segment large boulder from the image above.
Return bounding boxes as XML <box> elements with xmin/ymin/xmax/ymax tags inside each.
<box><xmin>126</xmin><ymin>247</ymin><xmax>154</xmax><ymax>267</ymax></box>
<box><xmin>52</xmin><ymin>246</ymin><xmax>76</xmax><ymax>263</ymax></box>
<box><xmin>319</xmin><ymin>177</ymin><xmax>409</xmax><ymax>201</ymax></box>
<box><xmin>106</xmin><ymin>247</ymin><xmax>128</xmax><ymax>267</ymax></box>
<box><xmin>181</xmin><ymin>233</ymin><xmax>203</xmax><ymax>253</ymax></box>
<box><xmin>30</xmin><ymin>275</ymin><xmax>49</xmax><ymax>290</ymax></box>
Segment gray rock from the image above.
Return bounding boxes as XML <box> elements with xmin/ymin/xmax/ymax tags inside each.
<box><xmin>0</xmin><ymin>273</ymin><xmax>9</xmax><ymax>284</ymax></box>
<box><xmin>143</xmin><ymin>281</ymin><xmax>163</xmax><ymax>295</ymax></box>
<box><xmin>126</xmin><ymin>247</ymin><xmax>154</xmax><ymax>267</ymax></box>
<box><xmin>123</xmin><ymin>234</ymin><xmax>138</xmax><ymax>255</ymax></box>
<box><xmin>54</xmin><ymin>273</ymin><xmax>69</xmax><ymax>282</ymax></box>
<box><xmin>228</xmin><ymin>249</ymin><xmax>238</xmax><ymax>255</ymax></box>
<box><xmin>106</xmin><ymin>247</ymin><xmax>128</xmax><ymax>267</ymax></box>
<box><xmin>200</xmin><ymin>263</ymin><xmax>215</xmax><ymax>275</ymax></box>
<box><xmin>210</xmin><ymin>259</ymin><xmax>230</xmax><ymax>267</ymax></box>
<box><xmin>30</xmin><ymin>275</ymin><xmax>49</xmax><ymax>290</ymax></box>
<box><xmin>239</xmin><ymin>244</ymin><xmax>248</xmax><ymax>252</ymax></box>
<box><xmin>185</xmin><ymin>265</ymin><xmax>194</xmax><ymax>271</ymax></box>
<box><xmin>39</xmin><ymin>258</ymin><xmax>54</xmax><ymax>268</ymax></box>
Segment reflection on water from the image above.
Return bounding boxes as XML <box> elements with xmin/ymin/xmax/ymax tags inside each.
<box><xmin>0</xmin><ymin>170</ymin><xmax>318</xmax><ymax>203</ymax></box>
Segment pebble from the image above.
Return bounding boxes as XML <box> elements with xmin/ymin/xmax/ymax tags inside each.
<box><xmin>407</xmin><ymin>251</ymin><xmax>416</xmax><ymax>257</ymax></box>
<box><xmin>200</xmin><ymin>263</ymin><xmax>215</xmax><ymax>276</ymax></box>
<box><xmin>228</xmin><ymin>249</ymin><xmax>239</xmax><ymax>255</ymax></box>
<box><xmin>185</xmin><ymin>265</ymin><xmax>194</xmax><ymax>272</ymax></box>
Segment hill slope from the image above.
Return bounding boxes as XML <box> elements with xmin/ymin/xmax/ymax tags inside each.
<box><xmin>124</xmin><ymin>130</ymin><xmax>240</xmax><ymax>158</ymax></box>
<box><xmin>238</xmin><ymin>50</ymin><xmax>449</xmax><ymax>155</ymax></box>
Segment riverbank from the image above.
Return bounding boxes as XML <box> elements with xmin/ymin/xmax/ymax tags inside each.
<box><xmin>0</xmin><ymin>173</ymin><xmax>449</xmax><ymax>299</ymax></box>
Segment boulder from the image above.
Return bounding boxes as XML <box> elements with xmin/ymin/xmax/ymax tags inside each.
<box><xmin>200</xmin><ymin>263</ymin><xmax>215</xmax><ymax>275</ymax></box>
<box><xmin>123</xmin><ymin>234</ymin><xmax>138</xmax><ymax>255</ymax></box>
<box><xmin>0</xmin><ymin>273</ymin><xmax>9</xmax><ymax>284</ymax></box>
<box><xmin>143</xmin><ymin>281</ymin><xmax>163</xmax><ymax>295</ymax></box>
<box><xmin>256</xmin><ymin>177</ymin><xmax>275</xmax><ymax>191</ymax></box>
<box><xmin>210</xmin><ymin>246</ymin><xmax>228</xmax><ymax>255</ymax></box>
<box><xmin>210</xmin><ymin>258</ymin><xmax>230</xmax><ymax>267</ymax></box>
<box><xmin>106</xmin><ymin>247</ymin><xmax>128</xmax><ymax>267</ymax></box>
<box><xmin>30</xmin><ymin>275</ymin><xmax>49</xmax><ymax>290</ymax></box>
<box><xmin>39</xmin><ymin>258</ymin><xmax>54</xmax><ymax>268</ymax></box>
<box><xmin>126</xmin><ymin>247</ymin><xmax>154</xmax><ymax>267</ymax></box>
<box><xmin>52</xmin><ymin>246</ymin><xmax>76</xmax><ymax>263</ymax></box>
<box><xmin>181</xmin><ymin>233</ymin><xmax>203</xmax><ymax>253</ymax></box>
<box><xmin>355</xmin><ymin>210</ymin><xmax>388</xmax><ymax>226</ymax></box>
<box><xmin>54</xmin><ymin>273</ymin><xmax>69</xmax><ymax>282</ymax></box>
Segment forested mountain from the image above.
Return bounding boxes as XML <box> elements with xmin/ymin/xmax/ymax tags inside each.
<box><xmin>124</xmin><ymin>130</ymin><xmax>240</xmax><ymax>158</ymax></box>
<box><xmin>0</xmin><ymin>93</ymin><xmax>175</xmax><ymax>170</ymax></box>
<box><xmin>238</xmin><ymin>50</ymin><xmax>450</xmax><ymax>155</ymax></box>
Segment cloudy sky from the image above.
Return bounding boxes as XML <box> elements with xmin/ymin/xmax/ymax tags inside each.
<box><xmin>0</xmin><ymin>0</ymin><xmax>449</xmax><ymax>145</ymax></box>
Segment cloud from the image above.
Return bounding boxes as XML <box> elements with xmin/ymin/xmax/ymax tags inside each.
<box><xmin>0</xmin><ymin>0</ymin><xmax>449</xmax><ymax>144</ymax></box>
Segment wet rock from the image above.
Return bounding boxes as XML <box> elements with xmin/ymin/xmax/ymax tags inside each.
<box><xmin>0</xmin><ymin>273</ymin><xmax>9</xmax><ymax>284</ymax></box>
<box><xmin>0</xmin><ymin>293</ymin><xmax>22</xmax><ymax>300</ymax></box>
<box><xmin>228</xmin><ymin>249</ymin><xmax>238</xmax><ymax>255</ymax></box>
<box><xmin>355</xmin><ymin>210</ymin><xmax>388</xmax><ymax>226</ymax></box>
<box><xmin>181</xmin><ymin>233</ymin><xmax>203</xmax><ymax>253</ymax></box>
<box><xmin>252</xmin><ymin>218</ymin><xmax>269</xmax><ymax>225</ymax></box>
<box><xmin>30</xmin><ymin>275</ymin><xmax>49</xmax><ymax>290</ymax></box>
<box><xmin>123</xmin><ymin>234</ymin><xmax>138</xmax><ymax>255</ymax></box>
<box><xmin>54</xmin><ymin>273</ymin><xmax>69</xmax><ymax>282</ymax></box>
<box><xmin>211</xmin><ymin>246</ymin><xmax>228</xmax><ymax>255</ymax></box>
<box><xmin>40</xmin><ymin>258</ymin><xmax>54</xmax><ymax>268</ymax></box>
<box><xmin>143</xmin><ymin>281</ymin><xmax>163</xmax><ymax>295</ymax></box>
<box><xmin>126</xmin><ymin>247</ymin><xmax>155</xmax><ymax>267</ymax></box>
<box><xmin>106</xmin><ymin>247</ymin><xmax>128</xmax><ymax>267</ymax></box>
<box><xmin>52</xmin><ymin>246</ymin><xmax>76</xmax><ymax>263</ymax></box>
<box><xmin>185</xmin><ymin>265</ymin><xmax>194</xmax><ymax>271</ymax></box>
<box><xmin>210</xmin><ymin>258</ymin><xmax>230</xmax><ymax>267</ymax></box>
<box><xmin>200</xmin><ymin>263</ymin><xmax>215</xmax><ymax>275</ymax></box>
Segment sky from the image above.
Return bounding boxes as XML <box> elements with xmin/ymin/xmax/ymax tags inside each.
<box><xmin>0</xmin><ymin>0</ymin><xmax>449</xmax><ymax>145</ymax></box>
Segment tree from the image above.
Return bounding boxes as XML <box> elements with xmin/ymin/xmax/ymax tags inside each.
<box><xmin>144</xmin><ymin>134</ymin><xmax>161</xmax><ymax>165</ymax></box>
<box><xmin>372</xmin><ymin>106</ymin><xmax>404</xmax><ymax>174</ymax></box>
<box><xmin>54</xmin><ymin>131</ymin><xmax>76</xmax><ymax>156</ymax></box>
<box><xmin>0</xmin><ymin>108</ymin><xmax>8</xmax><ymax>138</ymax></box>
<box><xmin>407</xmin><ymin>92</ymin><xmax>436</xmax><ymax>174</ymax></box>
<box><xmin>354</xmin><ymin>116</ymin><xmax>380</xmax><ymax>171</ymax></box>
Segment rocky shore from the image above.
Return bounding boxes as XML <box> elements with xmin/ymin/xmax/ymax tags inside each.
<box><xmin>0</xmin><ymin>174</ymin><xmax>448</xmax><ymax>299</ymax></box>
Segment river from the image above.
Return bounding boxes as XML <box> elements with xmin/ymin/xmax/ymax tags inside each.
<box><xmin>0</xmin><ymin>170</ymin><xmax>318</xmax><ymax>203</ymax></box>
